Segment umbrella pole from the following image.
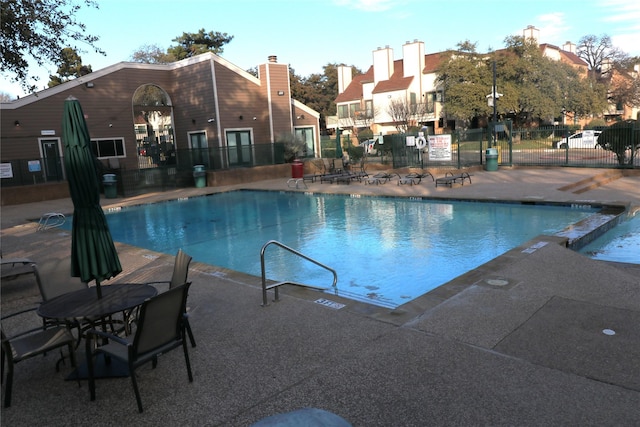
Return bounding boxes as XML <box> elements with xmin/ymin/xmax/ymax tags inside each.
<box><xmin>96</xmin><ymin>279</ymin><xmax>102</xmax><ymax>299</ymax></box>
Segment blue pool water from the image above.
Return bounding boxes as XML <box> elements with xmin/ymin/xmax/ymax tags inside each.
<box><xmin>579</xmin><ymin>213</ymin><xmax>640</xmax><ymax>264</ymax></box>
<box><xmin>86</xmin><ymin>191</ymin><xmax>600</xmax><ymax>308</ymax></box>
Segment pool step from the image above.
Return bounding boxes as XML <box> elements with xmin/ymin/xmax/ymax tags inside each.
<box><xmin>558</xmin><ymin>170</ymin><xmax>624</xmax><ymax>194</ymax></box>
<box><xmin>265</xmin><ymin>281</ymin><xmax>328</xmax><ymax>292</ymax></box>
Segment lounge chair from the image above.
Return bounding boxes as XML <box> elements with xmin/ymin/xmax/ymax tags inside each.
<box><xmin>398</xmin><ymin>172</ymin><xmax>434</xmax><ymax>186</ymax></box>
<box><xmin>0</xmin><ymin>258</ymin><xmax>37</xmax><ymax>281</ymax></box>
<box><xmin>435</xmin><ymin>171</ymin><xmax>472</xmax><ymax>187</ymax></box>
<box><xmin>365</xmin><ymin>172</ymin><xmax>399</xmax><ymax>185</ymax></box>
<box><xmin>302</xmin><ymin>159</ymin><xmax>327</xmax><ymax>183</ymax></box>
<box><xmin>349</xmin><ymin>160</ymin><xmax>369</xmax><ymax>182</ymax></box>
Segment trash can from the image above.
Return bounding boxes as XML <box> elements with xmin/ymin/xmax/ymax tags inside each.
<box><xmin>193</xmin><ymin>165</ymin><xmax>206</xmax><ymax>188</ymax></box>
<box><xmin>103</xmin><ymin>174</ymin><xmax>118</xmax><ymax>198</ymax></box>
<box><xmin>485</xmin><ymin>148</ymin><xmax>498</xmax><ymax>172</ymax></box>
<box><xmin>291</xmin><ymin>160</ymin><xmax>303</xmax><ymax>179</ymax></box>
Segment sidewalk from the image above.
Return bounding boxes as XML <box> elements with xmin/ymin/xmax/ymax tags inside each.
<box><xmin>1</xmin><ymin>167</ymin><xmax>639</xmax><ymax>426</ymax></box>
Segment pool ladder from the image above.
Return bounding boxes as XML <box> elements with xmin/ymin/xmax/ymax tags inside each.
<box><xmin>260</xmin><ymin>240</ymin><xmax>337</xmax><ymax>306</ymax></box>
<box><xmin>37</xmin><ymin>212</ymin><xmax>66</xmax><ymax>231</ymax></box>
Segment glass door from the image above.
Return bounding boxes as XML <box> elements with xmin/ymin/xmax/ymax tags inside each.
<box><xmin>226</xmin><ymin>130</ymin><xmax>252</xmax><ymax>166</ymax></box>
<box><xmin>189</xmin><ymin>131</ymin><xmax>208</xmax><ymax>167</ymax></box>
<box><xmin>40</xmin><ymin>138</ymin><xmax>64</xmax><ymax>181</ymax></box>
<box><xmin>294</xmin><ymin>127</ymin><xmax>315</xmax><ymax>157</ymax></box>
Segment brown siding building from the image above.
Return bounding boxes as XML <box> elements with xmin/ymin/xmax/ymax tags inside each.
<box><xmin>1</xmin><ymin>53</ymin><xmax>320</xmax><ymax>188</ymax></box>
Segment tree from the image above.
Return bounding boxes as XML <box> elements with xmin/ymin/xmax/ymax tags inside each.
<box><xmin>438</xmin><ymin>35</ymin><xmax>607</xmax><ymax>128</ymax></box>
<box><xmin>437</xmin><ymin>50</ymin><xmax>491</xmax><ymax>126</ymax></box>
<box><xmin>167</xmin><ymin>29</ymin><xmax>233</xmax><ymax>60</ymax></box>
<box><xmin>577</xmin><ymin>34</ymin><xmax>628</xmax><ymax>78</ymax></box>
<box><xmin>1</xmin><ymin>0</ymin><xmax>104</xmax><ymax>93</ymax></box>
<box><xmin>130</xmin><ymin>44</ymin><xmax>176</xmax><ymax>64</ymax></box>
<box><xmin>386</xmin><ymin>98</ymin><xmax>429</xmax><ymax>134</ymax></box>
<box><xmin>47</xmin><ymin>47</ymin><xmax>92</xmax><ymax>87</ymax></box>
<box><xmin>292</xmin><ymin>63</ymin><xmax>362</xmax><ymax>132</ymax></box>
<box><xmin>597</xmin><ymin>119</ymin><xmax>639</xmax><ymax>165</ymax></box>
<box><xmin>0</xmin><ymin>91</ymin><xmax>14</xmax><ymax>102</ymax></box>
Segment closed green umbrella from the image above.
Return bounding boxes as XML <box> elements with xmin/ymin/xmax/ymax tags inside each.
<box><xmin>62</xmin><ymin>96</ymin><xmax>122</xmax><ymax>298</ymax></box>
<box><xmin>335</xmin><ymin>128</ymin><xmax>343</xmax><ymax>159</ymax></box>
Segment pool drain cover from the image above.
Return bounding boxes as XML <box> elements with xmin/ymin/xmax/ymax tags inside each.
<box><xmin>486</xmin><ymin>279</ymin><xmax>509</xmax><ymax>287</ymax></box>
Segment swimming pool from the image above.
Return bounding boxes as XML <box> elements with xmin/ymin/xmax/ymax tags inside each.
<box><xmin>579</xmin><ymin>213</ymin><xmax>640</xmax><ymax>264</ymax></box>
<box><xmin>92</xmin><ymin>191</ymin><xmax>600</xmax><ymax>308</ymax></box>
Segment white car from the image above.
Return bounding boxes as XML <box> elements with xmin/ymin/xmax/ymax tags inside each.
<box><xmin>554</xmin><ymin>130</ymin><xmax>602</xmax><ymax>149</ymax></box>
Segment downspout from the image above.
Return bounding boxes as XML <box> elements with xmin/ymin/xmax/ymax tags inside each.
<box><xmin>210</xmin><ymin>58</ymin><xmax>227</xmax><ymax>168</ymax></box>
<box><xmin>266</xmin><ymin>64</ymin><xmax>275</xmax><ymax>144</ymax></box>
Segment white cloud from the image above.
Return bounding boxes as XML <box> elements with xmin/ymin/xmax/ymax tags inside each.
<box><xmin>602</xmin><ymin>0</ymin><xmax>640</xmax><ymax>23</ymax></box>
<box><xmin>601</xmin><ymin>0</ymin><xmax>640</xmax><ymax>55</ymax></box>
<box><xmin>536</xmin><ymin>12</ymin><xmax>567</xmax><ymax>43</ymax></box>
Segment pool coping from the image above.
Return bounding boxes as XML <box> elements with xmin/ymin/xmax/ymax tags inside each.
<box><xmin>45</xmin><ymin>188</ymin><xmax>632</xmax><ymax>324</ymax></box>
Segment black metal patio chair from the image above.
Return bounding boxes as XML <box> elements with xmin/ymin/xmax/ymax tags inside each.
<box><xmin>85</xmin><ymin>282</ymin><xmax>194</xmax><ymax>413</ymax></box>
<box><xmin>1</xmin><ymin>307</ymin><xmax>76</xmax><ymax>408</ymax></box>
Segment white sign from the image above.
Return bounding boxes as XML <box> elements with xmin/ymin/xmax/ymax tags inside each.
<box><xmin>41</xmin><ymin>130</ymin><xmax>55</xmax><ymax>136</ymax></box>
<box><xmin>427</xmin><ymin>135</ymin><xmax>452</xmax><ymax>161</ymax></box>
<box><xmin>314</xmin><ymin>298</ymin><xmax>345</xmax><ymax>310</ymax></box>
<box><xmin>405</xmin><ymin>136</ymin><xmax>416</xmax><ymax>146</ymax></box>
<box><xmin>0</xmin><ymin>163</ymin><xmax>13</xmax><ymax>178</ymax></box>
<box><xmin>583</xmin><ymin>130</ymin><xmax>595</xmax><ymax>145</ymax></box>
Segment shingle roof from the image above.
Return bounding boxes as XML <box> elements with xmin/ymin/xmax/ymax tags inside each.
<box><xmin>336</xmin><ymin>52</ymin><xmax>448</xmax><ymax>103</ymax></box>
<box><xmin>372</xmin><ymin>61</ymin><xmax>414</xmax><ymax>94</ymax></box>
<box><xmin>335</xmin><ymin>69</ymin><xmax>370</xmax><ymax>103</ymax></box>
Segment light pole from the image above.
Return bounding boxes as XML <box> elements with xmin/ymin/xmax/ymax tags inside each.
<box><xmin>486</xmin><ymin>61</ymin><xmax>502</xmax><ymax>148</ymax></box>
<box><xmin>493</xmin><ymin>61</ymin><xmax>497</xmax><ymax>147</ymax></box>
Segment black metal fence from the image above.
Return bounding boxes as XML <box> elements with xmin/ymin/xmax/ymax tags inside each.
<box><xmin>3</xmin><ymin>127</ymin><xmax>638</xmax><ymax>194</ymax></box>
<box><xmin>363</xmin><ymin>125</ymin><xmax>639</xmax><ymax>170</ymax></box>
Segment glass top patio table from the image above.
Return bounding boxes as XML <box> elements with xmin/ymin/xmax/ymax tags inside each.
<box><xmin>37</xmin><ymin>283</ymin><xmax>157</xmax><ymax>321</ymax></box>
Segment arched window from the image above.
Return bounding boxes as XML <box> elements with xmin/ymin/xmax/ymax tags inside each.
<box><xmin>132</xmin><ymin>85</ymin><xmax>175</xmax><ymax>168</ymax></box>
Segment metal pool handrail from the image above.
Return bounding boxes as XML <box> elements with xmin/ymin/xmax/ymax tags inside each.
<box><xmin>260</xmin><ymin>240</ymin><xmax>338</xmax><ymax>306</ymax></box>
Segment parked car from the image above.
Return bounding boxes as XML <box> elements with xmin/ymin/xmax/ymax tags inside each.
<box><xmin>553</xmin><ymin>130</ymin><xmax>602</xmax><ymax>149</ymax></box>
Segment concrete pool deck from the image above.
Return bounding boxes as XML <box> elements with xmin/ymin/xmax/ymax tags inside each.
<box><xmin>1</xmin><ymin>167</ymin><xmax>639</xmax><ymax>426</ymax></box>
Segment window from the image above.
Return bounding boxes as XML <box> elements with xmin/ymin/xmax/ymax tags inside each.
<box><xmin>349</xmin><ymin>103</ymin><xmax>358</xmax><ymax>118</ymax></box>
<box><xmin>364</xmin><ymin>100</ymin><xmax>373</xmax><ymax>117</ymax></box>
<box><xmin>338</xmin><ymin>105</ymin><xmax>349</xmax><ymax>119</ymax></box>
<box><xmin>410</xmin><ymin>92</ymin><xmax>417</xmax><ymax>106</ymax></box>
<box><xmin>91</xmin><ymin>138</ymin><xmax>125</xmax><ymax>158</ymax></box>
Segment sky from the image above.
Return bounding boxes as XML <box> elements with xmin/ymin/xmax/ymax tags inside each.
<box><xmin>3</xmin><ymin>0</ymin><xmax>640</xmax><ymax>99</ymax></box>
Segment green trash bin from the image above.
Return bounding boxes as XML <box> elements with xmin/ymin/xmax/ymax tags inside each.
<box><xmin>193</xmin><ymin>165</ymin><xmax>206</xmax><ymax>188</ymax></box>
<box><xmin>485</xmin><ymin>148</ymin><xmax>498</xmax><ymax>172</ymax></box>
<box><xmin>103</xmin><ymin>174</ymin><xmax>118</xmax><ymax>198</ymax></box>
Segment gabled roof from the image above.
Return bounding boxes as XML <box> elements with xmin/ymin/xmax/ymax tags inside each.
<box><xmin>539</xmin><ymin>43</ymin><xmax>588</xmax><ymax>67</ymax></box>
<box><xmin>1</xmin><ymin>52</ymin><xmax>259</xmax><ymax>109</ymax></box>
<box><xmin>423</xmin><ymin>52</ymin><xmax>448</xmax><ymax>73</ymax></box>
<box><xmin>335</xmin><ymin>66</ymin><xmax>373</xmax><ymax>103</ymax></box>
<box><xmin>336</xmin><ymin>51</ymin><xmax>450</xmax><ymax>103</ymax></box>
<box><xmin>372</xmin><ymin>60</ymin><xmax>414</xmax><ymax>94</ymax></box>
